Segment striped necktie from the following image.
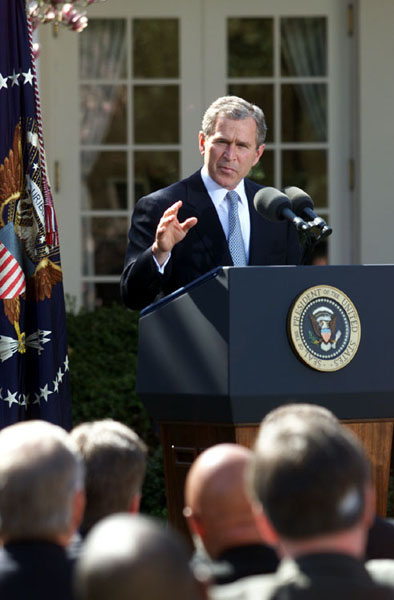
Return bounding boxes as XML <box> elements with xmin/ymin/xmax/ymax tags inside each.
<box><xmin>226</xmin><ymin>190</ymin><xmax>247</xmax><ymax>266</ymax></box>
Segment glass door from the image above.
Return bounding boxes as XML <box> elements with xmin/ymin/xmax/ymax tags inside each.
<box><xmin>39</xmin><ymin>0</ymin><xmax>352</xmax><ymax>308</ymax></box>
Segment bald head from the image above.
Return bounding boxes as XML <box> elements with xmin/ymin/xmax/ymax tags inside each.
<box><xmin>74</xmin><ymin>514</ymin><xmax>202</xmax><ymax>600</ymax></box>
<box><xmin>184</xmin><ymin>444</ymin><xmax>264</xmax><ymax>558</ymax></box>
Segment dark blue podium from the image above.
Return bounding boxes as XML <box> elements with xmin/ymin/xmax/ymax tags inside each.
<box><xmin>137</xmin><ymin>265</ymin><xmax>394</xmax><ymax>530</ymax></box>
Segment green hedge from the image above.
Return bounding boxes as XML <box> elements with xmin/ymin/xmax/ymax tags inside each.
<box><xmin>66</xmin><ymin>304</ymin><xmax>167</xmax><ymax>518</ymax></box>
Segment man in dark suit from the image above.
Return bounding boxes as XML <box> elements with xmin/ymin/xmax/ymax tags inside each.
<box><xmin>0</xmin><ymin>420</ymin><xmax>85</xmax><ymax>600</ymax></box>
<box><xmin>184</xmin><ymin>443</ymin><xmax>278</xmax><ymax>586</ymax></box>
<box><xmin>70</xmin><ymin>419</ymin><xmax>147</xmax><ymax>538</ymax></box>
<box><xmin>210</xmin><ymin>404</ymin><xmax>394</xmax><ymax>600</ymax></box>
<box><xmin>121</xmin><ymin>96</ymin><xmax>302</xmax><ymax>310</ymax></box>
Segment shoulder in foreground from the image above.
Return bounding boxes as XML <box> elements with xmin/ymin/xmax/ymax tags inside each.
<box><xmin>209</xmin><ymin>573</ymin><xmax>276</xmax><ymax>600</ymax></box>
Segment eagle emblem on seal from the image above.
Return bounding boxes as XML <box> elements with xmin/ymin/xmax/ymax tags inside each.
<box><xmin>310</xmin><ymin>306</ymin><xmax>342</xmax><ymax>351</ymax></box>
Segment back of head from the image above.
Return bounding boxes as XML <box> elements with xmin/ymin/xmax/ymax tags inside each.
<box><xmin>202</xmin><ymin>95</ymin><xmax>267</xmax><ymax>146</ymax></box>
<box><xmin>184</xmin><ymin>443</ymin><xmax>261</xmax><ymax>557</ymax></box>
<box><xmin>250</xmin><ymin>404</ymin><xmax>371</xmax><ymax>540</ymax></box>
<box><xmin>0</xmin><ymin>420</ymin><xmax>83</xmax><ymax>541</ymax></box>
<box><xmin>71</xmin><ymin>419</ymin><xmax>147</xmax><ymax>533</ymax></box>
<box><xmin>75</xmin><ymin>514</ymin><xmax>202</xmax><ymax>600</ymax></box>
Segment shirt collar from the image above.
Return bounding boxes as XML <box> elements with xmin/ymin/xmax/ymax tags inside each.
<box><xmin>200</xmin><ymin>166</ymin><xmax>248</xmax><ymax>211</ymax></box>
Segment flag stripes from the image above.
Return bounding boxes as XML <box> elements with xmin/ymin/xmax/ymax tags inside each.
<box><xmin>0</xmin><ymin>243</ymin><xmax>26</xmax><ymax>299</ymax></box>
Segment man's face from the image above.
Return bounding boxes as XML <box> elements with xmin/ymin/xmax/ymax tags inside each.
<box><xmin>199</xmin><ymin>116</ymin><xmax>265</xmax><ymax>190</ymax></box>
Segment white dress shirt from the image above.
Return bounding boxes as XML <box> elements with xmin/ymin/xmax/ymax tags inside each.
<box><xmin>200</xmin><ymin>166</ymin><xmax>250</xmax><ymax>262</ymax></box>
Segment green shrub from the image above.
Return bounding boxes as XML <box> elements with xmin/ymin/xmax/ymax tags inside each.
<box><xmin>66</xmin><ymin>304</ymin><xmax>167</xmax><ymax>519</ymax></box>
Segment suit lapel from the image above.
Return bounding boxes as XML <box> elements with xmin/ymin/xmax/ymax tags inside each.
<box><xmin>183</xmin><ymin>171</ymin><xmax>233</xmax><ymax>266</ymax></box>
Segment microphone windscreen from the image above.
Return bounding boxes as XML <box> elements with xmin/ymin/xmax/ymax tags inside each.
<box><xmin>253</xmin><ymin>187</ymin><xmax>291</xmax><ymax>222</ymax></box>
<box><xmin>284</xmin><ymin>186</ymin><xmax>313</xmax><ymax>215</ymax></box>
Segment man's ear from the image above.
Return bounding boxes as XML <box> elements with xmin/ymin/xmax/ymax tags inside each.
<box><xmin>128</xmin><ymin>493</ymin><xmax>141</xmax><ymax>514</ymax></box>
<box><xmin>362</xmin><ymin>482</ymin><xmax>376</xmax><ymax>529</ymax></box>
<box><xmin>198</xmin><ymin>131</ymin><xmax>206</xmax><ymax>155</ymax></box>
<box><xmin>252</xmin><ymin>143</ymin><xmax>265</xmax><ymax>166</ymax></box>
<box><xmin>72</xmin><ymin>489</ymin><xmax>86</xmax><ymax>534</ymax></box>
<box><xmin>183</xmin><ymin>506</ymin><xmax>205</xmax><ymax>538</ymax></box>
<box><xmin>252</xmin><ymin>500</ymin><xmax>279</xmax><ymax>546</ymax></box>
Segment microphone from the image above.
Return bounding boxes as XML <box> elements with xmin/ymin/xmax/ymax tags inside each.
<box><xmin>284</xmin><ymin>186</ymin><xmax>333</xmax><ymax>238</ymax></box>
<box><xmin>253</xmin><ymin>187</ymin><xmax>310</xmax><ymax>231</ymax></box>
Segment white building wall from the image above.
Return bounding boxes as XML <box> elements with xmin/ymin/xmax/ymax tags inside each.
<box><xmin>359</xmin><ymin>0</ymin><xmax>394</xmax><ymax>264</ymax></box>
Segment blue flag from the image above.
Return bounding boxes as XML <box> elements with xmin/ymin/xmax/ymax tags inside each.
<box><xmin>0</xmin><ymin>0</ymin><xmax>71</xmax><ymax>429</ymax></box>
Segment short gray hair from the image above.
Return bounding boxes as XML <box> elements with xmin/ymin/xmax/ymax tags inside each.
<box><xmin>201</xmin><ymin>95</ymin><xmax>267</xmax><ymax>146</ymax></box>
<box><xmin>71</xmin><ymin>420</ymin><xmax>147</xmax><ymax>533</ymax></box>
<box><xmin>0</xmin><ymin>420</ymin><xmax>84</xmax><ymax>540</ymax></box>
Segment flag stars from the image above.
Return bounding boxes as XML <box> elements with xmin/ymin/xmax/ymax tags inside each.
<box><xmin>0</xmin><ymin>74</ymin><xmax>8</xmax><ymax>90</ymax></box>
<box><xmin>64</xmin><ymin>355</ymin><xmax>69</xmax><ymax>371</ymax></box>
<box><xmin>22</xmin><ymin>68</ymin><xmax>34</xmax><ymax>85</ymax></box>
<box><xmin>39</xmin><ymin>383</ymin><xmax>53</xmax><ymax>402</ymax></box>
<box><xmin>4</xmin><ymin>389</ymin><xmax>18</xmax><ymax>408</ymax></box>
<box><xmin>20</xmin><ymin>394</ymin><xmax>29</xmax><ymax>409</ymax></box>
<box><xmin>57</xmin><ymin>368</ymin><xmax>64</xmax><ymax>383</ymax></box>
<box><xmin>10</xmin><ymin>69</ymin><xmax>20</xmax><ymax>87</ymax></box>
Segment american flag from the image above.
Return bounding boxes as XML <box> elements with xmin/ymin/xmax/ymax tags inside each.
<box><xmin>0</xmin><ymin>242</ymin><xmax>26</xmax><ymax>299</ymax></box>
<box><xmin>0</xmin><ymin>0</ymin><xmax>71</xmax><ymax>428</ymax></box>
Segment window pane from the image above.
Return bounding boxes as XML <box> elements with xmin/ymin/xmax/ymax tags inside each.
<box><xmin>282</xmin><ymin>150</ymin><xmax>327</xmax><ymax>207</ymax></box>
<box><xmin>228</xmin><ymin>18</ymin><xmax>273</xmax><ymax>77</ymax></box>
<box><xmin>83</xmin><ymin>282</ymin><xmax>122</xmax><ymax>310</ymax></box>
<box><xmin>79</xmin><ymin>19</ymin><xmax>127</xmax><ymax>79</ymax></box>
<box><xmin>282</xmin><ymin>84</ymin><xmax>327</xmax><ymax>142</ymax></box>
<box><xmin>133</xmin><ymin>85</ymin><xmax>179</xmax><ymax>144</ymax></box>
<box><xmin>249</xmin><ymin>150</ymin><xmax>274</xmax><ymax>187</ymax></box>
<box><xmin>81</xmin><ymin>151</ymin><xmax>127</xmax><ymax>210</ymax></box>
<box><xmin>134</xmin><ymin>151</ymin><xmax>179</xmax><ymax>199</ymax></box>
<box><xmin>80</xmin><ymin>85</ymin><xmax>127</xmax><ymax>145</ymax></box>
<box><xmin>281</xmin><ymin>17</ymin><xmax>327</xmax><ymax>77</ymax></box>
<box><xmin>228</xmin><ymin>84</ymin><xmax>273</xmax><ymax>143</ymax></box>
<box><xmin>82</xmin><ymin>217</ymin><xmax>129</xmax><ymax>276</ymax></box>
<box><xmin>133</xmin><ymin>19</ymin><xmax>179</xmax><ymax>78</ymax></box>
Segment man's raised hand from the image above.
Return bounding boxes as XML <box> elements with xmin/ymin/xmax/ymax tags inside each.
<box><xmin>152</xmin><ymin>201</ymin><xmax>198</xmax><ymax>266</ymax></box>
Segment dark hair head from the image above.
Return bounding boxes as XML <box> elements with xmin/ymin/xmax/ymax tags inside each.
<box><xmin>71</xmin><ymin>420</ymin><xmax>147</xmax><ymax>533</ymax></box>
<box><xmin>251</xmin><ymin>405</ymin><xmax>371</xmax><ymax>540</ymax></box>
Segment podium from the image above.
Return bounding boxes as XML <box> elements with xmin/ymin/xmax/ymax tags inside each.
<box><xmin>137</xmin><ymin>265</ymin><xmax>394</xmax><ymax>532</ymax></box>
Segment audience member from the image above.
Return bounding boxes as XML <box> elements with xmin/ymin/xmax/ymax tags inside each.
<box><xmin>70</xmin><ymin>419</ymin><xmax>147</xmax><ymax>536</ymax></box>
<box><xmin>74</xmin><ymin>513</ymin><xmax>206</xmax><ymax>600</ymax></box>
<box><xmin>263</xmin><ymin>404</ymin><xmax>394</xmax><ymax>563</ymax></box>
<box><xmin>211</xmin><ymin>404</ymin><xmax>394</xmax><ymax>599</ymax></box>
<box><xmin>184</xmin><ymin>443</ymin><xmax>278</xmax><ymax>584</ymax></box>
<box><xmin>0</xmin><ymin>420</ymin><xmax>85</xmax><ymax>600</ymax></box>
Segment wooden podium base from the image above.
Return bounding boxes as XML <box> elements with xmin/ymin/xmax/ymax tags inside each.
<box><xmin>160</xmin><ymin>419</ymin><xmax>393</xmax><ymax>537</ymax></box>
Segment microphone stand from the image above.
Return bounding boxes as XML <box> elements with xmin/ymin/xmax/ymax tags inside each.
<box><xmin>299</xmin><ymin>222</ymin><xmax>333</xmax><ymax>266</ymax></box>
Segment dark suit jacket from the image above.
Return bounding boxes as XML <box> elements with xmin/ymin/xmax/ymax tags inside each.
<box><xmin>366</xmin><ymin>517</ymin><xmax>394</xmax><ymax>560</ymax></box>
<box><xmin>212</xmin><ymin>544</ymin><xmax>279</xmax><ymax>585</ymax></box>
<box><xmin>0</xmin><ymin>540</ymin><xmax>75</xmax><ymax>600</ymax></box>
<box><xmin>210</xmin><ymin>553</ymin><xmax>394</xmax><ymax>600</ymax></box>
<box><xmin>121</xmin><ymin>170</ymin><xmax>302</xmax><ymax>310</ymax></box>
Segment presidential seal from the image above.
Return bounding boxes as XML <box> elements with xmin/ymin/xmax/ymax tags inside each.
<box><xmin>288</xmin><ymin>285</ymin><xmax>361</xmax><ymax>372</ymax></box>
